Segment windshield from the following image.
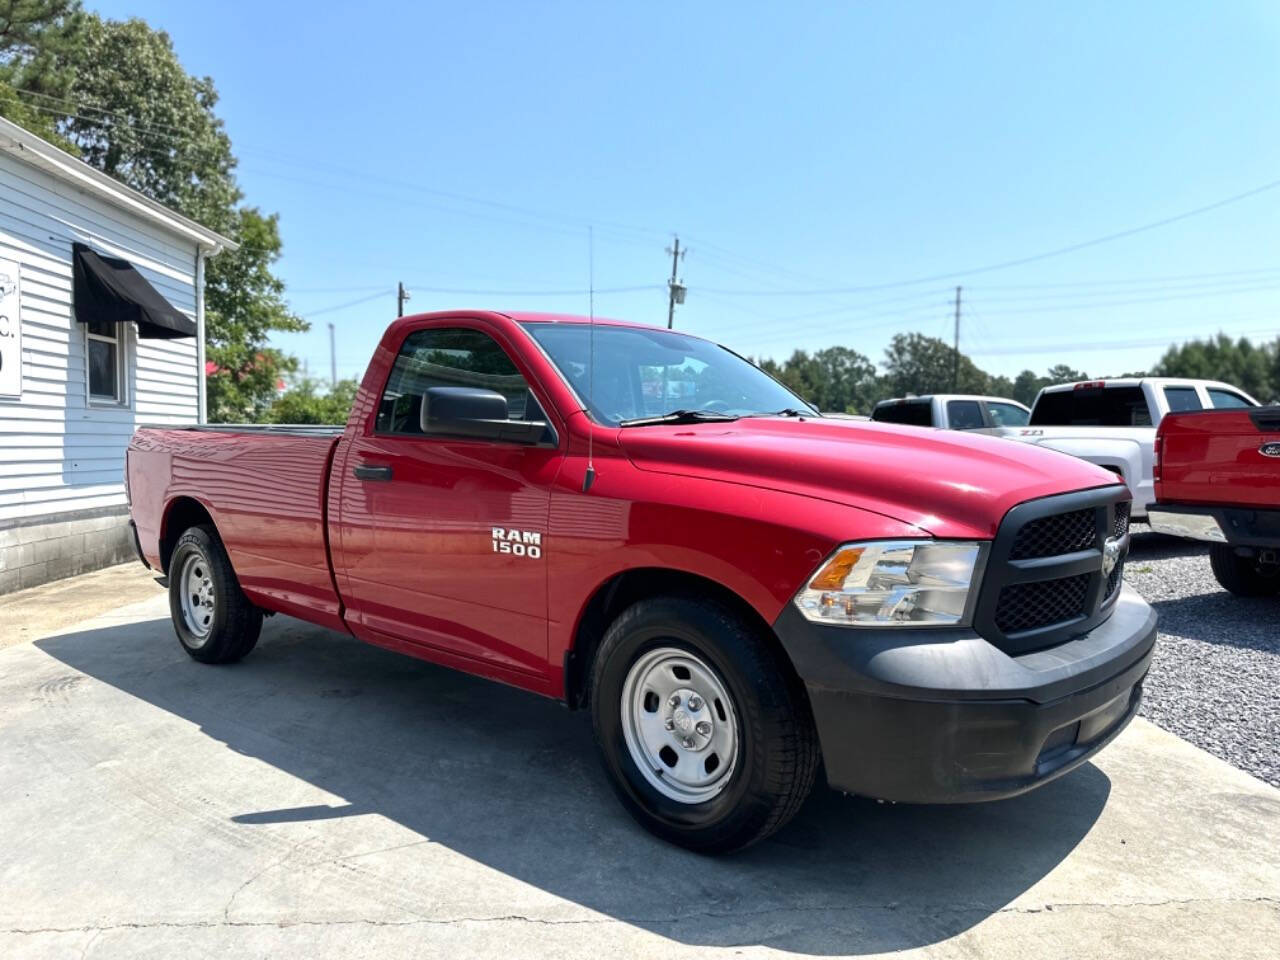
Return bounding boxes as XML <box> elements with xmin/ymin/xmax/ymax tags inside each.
<box><xmin>521</xmin><ymin>322</ymin><xmax>813</xmax><ymax>426</ymax></box>
<box><xmin>1030</xmin><ymin>386</ymin><xmax>1153</xmax><ymax>427</ymax></box>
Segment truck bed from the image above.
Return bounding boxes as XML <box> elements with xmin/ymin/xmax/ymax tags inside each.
<box><xmin>128</xmin><ymin>425</ymin><xmax>347</xmax><ymax>631</ymax></box>
<box><xmin>1156</xmin><ymin>406</ymin><xmax>1280</xmax><ymax>509</ymax></box>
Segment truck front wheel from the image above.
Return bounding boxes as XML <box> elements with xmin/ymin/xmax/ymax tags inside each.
<box><xmin>168</xmin><ymin>525</ymin><xmax>263</xmax><ymax>663</ymax></box>
<box><xmin>1209</xmin><ymin>543</ymin><xmax>1280</xmax><ymax>597</ymax></box>
<box><xmin>589</xmin><ymin>595</ymin><xmax>819</xmax><ymax>853</ymax></box>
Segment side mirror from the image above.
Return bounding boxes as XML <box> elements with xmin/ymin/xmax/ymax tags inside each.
<box><xmin>421</xmin><ymin>387</ymin><xmax>549</xmax><ymax>445</ymax></box>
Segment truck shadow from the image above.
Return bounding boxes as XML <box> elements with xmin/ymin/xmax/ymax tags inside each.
<box><xmin>1126</xmin><ymin>527</ymin><xmax>1209</xmax><ymax>561</ymax></box>
<box><xmin>36</xmin><ymin>616</ymin><xmax>1110</xmax><ymax>955</ymax></box>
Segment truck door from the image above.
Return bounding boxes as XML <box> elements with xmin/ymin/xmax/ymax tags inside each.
<box><xmin>334</xmin><ymin>322</ymin><xmax>564</xmax><ymax>678</ymax></box>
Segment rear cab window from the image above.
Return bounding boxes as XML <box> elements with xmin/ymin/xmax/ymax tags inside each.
<box><xmin>871</xmin><ymin>401</ymin><xmax>934</xmax><ymax>427</ymax></box>
<box><xmin>986</xmin><ymin>401</ymin><xmax>1029</xmax><ymax>427</ymax></box>
<box><xmin>1163</xmin><ymin>386</ymin><xmax>1202</xmax><ymax>413</ymax></box>
<box><xmin>1029</xmin><ymin>386</ymin><xmax>1153</xmax><ymax>427</ymax></box>
<box><xmin>945</xmin><ymin>400</ymin><xmax>985</xmax><ymax>430</ymax></box>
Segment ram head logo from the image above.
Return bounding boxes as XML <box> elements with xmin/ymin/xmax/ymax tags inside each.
<box><xmin>1101</xmin><ymin>537</ymin><xmax>1123</xmax><ymax>578</ymax></box>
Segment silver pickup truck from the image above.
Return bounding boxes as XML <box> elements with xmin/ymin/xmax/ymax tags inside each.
<box><xmin>998</xmin><ymin>378</ymin><xmax>1258</xmax><ymax>519</ymax></box>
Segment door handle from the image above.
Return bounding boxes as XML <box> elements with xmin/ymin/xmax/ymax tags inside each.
<box><xmin>353</xmin><ymin>463</ymin><xmax>393</xmax><ymax>481</ymax></box>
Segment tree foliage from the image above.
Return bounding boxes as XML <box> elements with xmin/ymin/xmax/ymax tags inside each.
<box><xmin>1154</xmin><ymin>334</ymin><xmax>1276</xmax><ymax>403</ymax></box>
<box><xmin>0</xmin><ymin>1</ymin><xmax>84</xmax><ymax>148</ymax></box>
<box><xmin>265</xmin><ymin>377</ymin><xmax>359</xmax><ymax>425</ymax></box>
<box><xmin>754</xmin><ymin>333</ymin><xmax>1280</xmax><ymax>415</ymax></box>
<box><xmin>880</xmin><ymin>333</ymin><xmax>992</xmax><ymax>398</ymax></box>
<box><xmin>0</xmin><ymin>10</ymin><xmax>304</xmax><ymax>421</ymax></box>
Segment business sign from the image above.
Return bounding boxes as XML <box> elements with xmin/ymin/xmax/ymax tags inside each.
<box><xmin>0</xmin><ymin>258</ymin><xmax>20</xmax><ymax>398</ymax></box>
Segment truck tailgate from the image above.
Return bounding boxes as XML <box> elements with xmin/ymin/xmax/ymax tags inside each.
<box><xmin>1156</xmin><ymin>407</ymin><xmax>1280</xmax><ymax>508</ymax></box>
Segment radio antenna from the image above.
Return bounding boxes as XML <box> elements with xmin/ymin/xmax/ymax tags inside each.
<box><xmin>583</xmin><ymin>226</ymin><xmax>597</xmax><ymax>493</ymax></box>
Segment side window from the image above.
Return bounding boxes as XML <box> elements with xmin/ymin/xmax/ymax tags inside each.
<box><xmin>86</xmin><ymin>319</ymin><xmax>128</xmax><ymax>406</ymax></box>
<box><xmin>1163</xmin><ymin>386</ymin><xmax>1202</xmax><ymax>413</ymax></box>
<box><xmin>1207</xmin><ymin>388</ymin><xmax>1252</xmax><ymax>409</ymax></box>
<box><xmin>946</xmin><ymin>399</ymin><xmax>985</xmax><ymax>430</ymax></box>
<box><xmin>986</xmin><ymin>402</ymin><xmax>1029</xmax><ymax>427</ymax></box>
<box><xmin>375</xmin><ymin>328</ymin><xmax>536</xmax><ymax>435</ymax></box>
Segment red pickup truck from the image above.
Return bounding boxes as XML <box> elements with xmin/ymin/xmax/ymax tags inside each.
<box><xmin>127</xmin><ymin>310</ymin><xmax>1156</xmax><ymax>852</ymax></box>
<box><xmin>1148</xmin><ymin>406</ymin><xmax>1280</xmax><ymax>596</ymax></box>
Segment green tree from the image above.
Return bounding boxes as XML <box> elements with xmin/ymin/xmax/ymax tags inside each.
<box><xmin>1012</xmin><ymin>369</ymin><xmax>1045</xmax><ymax>405</ymax></box>
<box><xmin>203</xmin><ymin>208</ymin><xmax>303</xmax><ymax>421</ymax></box>
<box><xmin>0</xmin><ymin>1</ymin><xmax>84</xmax><ymax>149</ymax></box>
<box><xmin>266</xmin><ymin>377</ymin><xmax>359</xmax><ymax>425</ymax></box>
<box><xmin>752</xmin><ymin>347</ymin><xmax>877</xmax><ymax>413</ymax></box>
<box><xmin>2</xmin><ymin>13</ymin><xmax>304</xmax><ymax>420</ymax></box>
<box><xmin>880</xmin><ymin>333</ymin><xmax>991</xmax><ymax>397</ymax></box>
<box><xmin>1044</xmin><ymin>363</ymin><xmax>1089</xmax><ymax>385</ymax></box>
<box><xmin>1154</xmin><ymin>333</ymin><xmax>1274</xmax><ymax>402</ymax></box>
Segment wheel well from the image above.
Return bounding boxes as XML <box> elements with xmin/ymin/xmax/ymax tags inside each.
<box><xmin>160</xmin><ymin>497</ymin><xmax>214</xmax><ymax>574</ymax></box>
<box><xmin>563</xmin><ymin>568</ymin><xmax>800</xmax><ymax>710</ymax></box>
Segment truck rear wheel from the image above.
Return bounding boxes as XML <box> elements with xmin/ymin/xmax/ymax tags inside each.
<box><xmin>589</xmin><ymin>595</ymin><xmax>819</xmax><ymax>854</ymax></box>
<box><xmin>1209</xmin><ymin>543</ymin><xmax>1280</xmax><ymax>597</ymax></box>
<box><xmin>168</xmin><ymin>525</ymin><xmax>263</xmax><ymax>663</ymax></box>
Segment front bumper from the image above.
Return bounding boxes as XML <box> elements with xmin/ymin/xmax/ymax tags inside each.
<box><xmin>773</xmin><ymin>586</ymin><xmax>1157</xmax><ymax>803</ymax></box>
<box><xmin>1148</xmin><ymin>504</ymin><xmax>1280</xmax><ymax>549</ymax></box>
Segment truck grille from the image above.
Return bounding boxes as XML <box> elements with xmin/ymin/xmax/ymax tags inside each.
<box><xmin>1113</xmin><ymin>502</ymin><xmax>1131</xmax><ymax>540</ymax></box>
<box><xmin>1009</xmin><ymin>508</ymin><xmax>1096</xmax><ymax>559</ymax></box>
<box><xmin>974</xmin><ymin>490</ymin><xmax>1132</xmax><ymax>655</ymax></box>
<box><xmin>995</xmin><ymin>575</ymin><xmax>1090</xmax><ymax>633</ymax></box>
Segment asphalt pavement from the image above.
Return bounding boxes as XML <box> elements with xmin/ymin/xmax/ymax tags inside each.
<box><xmin>1</xmin><ymin>574</ymin><xmax>1278</xmax><ymax>959</ymax></box>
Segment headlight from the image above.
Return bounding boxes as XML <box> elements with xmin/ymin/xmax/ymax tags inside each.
<box><xmin>793</xmin><ymin>540</ymin><xmax>986</xmax><ymax>627</ymax></box>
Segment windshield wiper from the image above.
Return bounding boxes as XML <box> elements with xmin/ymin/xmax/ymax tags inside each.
<box><xmin>618</xmin><ymin>409</ymin><xmax>740</xmax><ymax>428</ymax></box>
<box><xmin>744</xmin><ymin>407</ymin><xmax>815</xmax><ymax>419</ymax></box>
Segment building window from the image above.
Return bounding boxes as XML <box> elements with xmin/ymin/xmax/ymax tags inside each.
<box><xmin>86</xmin><ymin>319</ymin><xmax>127</xmax><ymax>405</ymax></box>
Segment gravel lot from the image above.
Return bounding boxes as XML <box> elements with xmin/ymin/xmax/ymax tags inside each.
<box><xmin>1126</xmin><ymin>526</ymin><xmax>1280</xmax><ymax>788</ymax></box>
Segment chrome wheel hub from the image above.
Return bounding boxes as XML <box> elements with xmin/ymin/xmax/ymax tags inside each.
<box><xmin>179</xmin><ymin>551</ymin><xmax>215</xmax><ymax>646</ymax></box>
<box><xmin>620</xmin><ymin>647</ymin><xmax>739</xmax><ymax>804</ymax></box>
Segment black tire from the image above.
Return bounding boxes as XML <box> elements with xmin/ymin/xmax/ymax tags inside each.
<box><xmin>168</xmin><ymin>525</ymin><xmax>263</xmax><ymax>663</ymax></box>
<box><xmin>1209</xmin><ymin>543</ymin><xmax>1280</xmax><ymax>597</ymax></box>
<box><xmin>589</xmin><ymin>595</ymin><xmax>819</xmax><ymax>854</ymax></box>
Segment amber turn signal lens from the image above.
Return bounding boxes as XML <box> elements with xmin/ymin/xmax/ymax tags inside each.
<box><xmin>810</xmin><ymin>547</ymin><xmax>864</xmax><ymax>590</ymax></box>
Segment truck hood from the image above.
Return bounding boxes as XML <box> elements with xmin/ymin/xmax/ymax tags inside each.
<box><xmin>618</xmin><ymin>417</ymin><xmax>1123</xmax><ymax>539</ymax></box>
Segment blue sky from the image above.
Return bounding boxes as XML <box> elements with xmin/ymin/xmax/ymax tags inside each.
<box><xmin>96</xmin><ymin>0</ymin><xmax>1280</xmax><ymax>383</ymax></box>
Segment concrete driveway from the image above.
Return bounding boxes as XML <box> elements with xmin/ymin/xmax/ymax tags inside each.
<box><xmin>1</xmin><ymin>580</ymin><xmax>1278</xmax><ymax>959</ymax></box>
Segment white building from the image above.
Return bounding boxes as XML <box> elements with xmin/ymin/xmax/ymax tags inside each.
<box><xmin>0</xmin><ymin>117</ymin><xmax>235</xmax><ymax>593</ymax></box>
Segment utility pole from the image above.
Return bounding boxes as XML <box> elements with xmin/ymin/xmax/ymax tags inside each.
<box><xmin>327</xmin><ymin>323</ymin><xmax>337</xmax><ymax>387</ymax></box>
<box><xmin>951</xmin><ymin>285</ymin><xmax>962</xmax><ymax>392</ymax></box>
<box><xmin>397</xmin><ymin>281</ymin><xmax>411</xmax><ymax>318</ymax></box>
<box><xmin>665</xmin><ymin>236</ymin><xmax>687</xmax><ymax>329</ymax></box>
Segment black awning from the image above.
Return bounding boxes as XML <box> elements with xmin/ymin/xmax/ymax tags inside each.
<box><xmin>72</xmin><ymin>242</ymin><xmax>197</xmax><ymax>339</ymax></box>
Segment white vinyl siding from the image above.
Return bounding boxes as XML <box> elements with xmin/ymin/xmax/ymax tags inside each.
<box><xmin>0</xmin><ymin>147</ymin><xmax>202</xmax><ymax>524</ymax></box>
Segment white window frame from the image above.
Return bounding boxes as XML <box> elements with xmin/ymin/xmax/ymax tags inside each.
<box><xmin>84</xmin><ymin>321</ymin><xmax>131</xmax><ymax>408</ymax></box>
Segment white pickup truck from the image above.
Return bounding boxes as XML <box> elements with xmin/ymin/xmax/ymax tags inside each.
<box><xmin>870</xmin><ymin>394</ymin><xmax>1031</xmax><ymax>433</ymax></box>
<box><xmin>1001</xmin><ymin>378</ymin><xmax>1259</xmax><ymax>519</ymax></box>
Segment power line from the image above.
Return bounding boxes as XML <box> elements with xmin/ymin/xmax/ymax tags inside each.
<box><xmin>692</xmin><ymin>178</ymin><xmax>1280</xmax><ymax>296</ymax></box>
<box><xmin>16</xmin><ymin>86</ymin><xmax>1280</xmax><ymax>315</ymax></box>
<box><xmin>968</xmin><ymin>282</ymin><xmax>1280</xmax><ymax>316</ymax></box>
<box><xmin>968</xmin><ymin>326</ymin><xmax>1280</xmax><ymax>357</ymax></box>
<box><xmin>401</xmin><ymin>283</ymin><xmax>661</xmax><ymax>297</ymax></box>
<box><xmin>975</xmin><ymin>265</ymin><xmax>1280</xmax><ymax>291</ymax></box>
<box><xmin>301</xmin><ymin>291</ymin><xmax>387</xmax><ymax>317</ymax></box>
<box><xmin>970</xmin><ymin>273</ymin><xmax>1280</xmax><ymax>304</ymax></box>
